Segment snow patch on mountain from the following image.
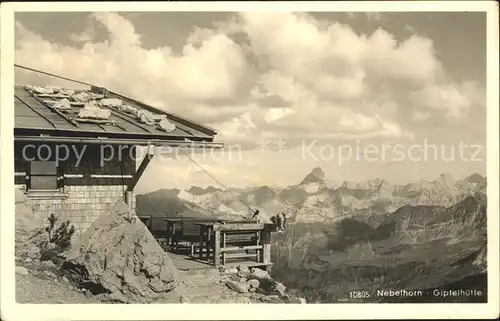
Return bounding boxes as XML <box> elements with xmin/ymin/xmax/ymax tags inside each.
<box><xmin>300</xmin><ymin>182</ymin><xmax>321</xmax><ymax>194</ymax></box>
<box><xmin>137</xmin><ymin>168</ymin><xmax>486</xmax><ymax>225</ymax></box>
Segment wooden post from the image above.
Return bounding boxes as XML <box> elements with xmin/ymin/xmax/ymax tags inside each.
<box><xmin>125</xmin><ymin>191</ymin><xmax>133</xmax><ymax>221</ymax></box>
<box><xmin>214</xmin><ymin>229</ymin><xmax>221</xmax><ymax>266</ymax></box>
<box><xmin>199</xmin><ymin>225</ymin><xmax>204</xmax><ymax>259</ymax></box>
<box><xmin>166</xmin><ymin>221</ymin><xmax>171</xmax><ymax>246</ymax></box>
<box><xmin>171</xmin><ymin>223</ymin><xmax>176</xmax><ymax>247</ymax></box>
<box><xmin>256</xmin><ymin>230</ymin><xmax>261</xmax><ymax>262</ymax></box>
<box><xmin>207</xmin><ymin>227</ymin><xmax>213</xmax><ymax>260</ymax></box>
<box><xmin>125</xmin><ymin>145</ymin><xmax>155</xmax><ymax>222</ymax></box>
<box><xmin>221</xmin><ymin>232</ymin><xmax>226</xmax><ymax>265</ymax></box>
<box><xmin>262</xmin><ymin>224</ymin><xmax>272</xmax><ymax>266</ymax></box>
<box><xmin>127</xmin><ymin>144</ymin><xmax>155</xmax><ymax>192</ymax></box>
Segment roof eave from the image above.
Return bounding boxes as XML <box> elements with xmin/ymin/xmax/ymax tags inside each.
<box><xmin>14</xmin><ymin>134</ymin><xmax>224</xmax><ymax>149</ymax></box>
<box><xmin>13</xmin><ymin>127</ymin><xmax>215</xmax><ymax>142</ymax></box>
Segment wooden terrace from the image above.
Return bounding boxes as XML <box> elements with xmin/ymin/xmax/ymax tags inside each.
<box><xmin>139</xmin><ymin>215</ymin><xmax>275</xmax><ymax>271</ymax></box>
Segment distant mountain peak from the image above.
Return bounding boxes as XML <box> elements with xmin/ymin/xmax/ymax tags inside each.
<box><xmin>205</xmin><ymin>185</ymin><xmax>221</xmax><ymax>193</ymax></box>
<box><xmin>464</xmin><ymin>173</ymin><xmax>485</xmax><ymax>184</ymax></box>
<box><xmin>439</xmin><ymin>173</ymin><xmax>454</xmax><ymax>180</ymax></box>
<box><xmin>253</xmin><ymin>185</ymin><xmax>277</xmax><ymax>205</ymax></box>
<box><xmin>300</xmin><ymin>167</ymin><xmax>326</xmax><ymax>185</ymax></box>
<box><xmin>435</xmin><ymin>173</ymin><xmax>455</xmax><ymax>187</ymax></box>
<box><xmin>142</xmin><ymin>188</ymin><xmax>180</xmax><ymax>198</ymax></box>
<box><xmin>311</xmin><ymin>167</ymin><xmax>325</xmax><ymax>176</ymax></box>
<box><xmin>340</xmin><ymin>181</ymin><xmax>356</xmax><ymax>189</ymax></box>
<box><xmin>186</xmin><ymin>185</ymin><xmax>221</xmax><ymax>195</ymax></box>
<box><xmin>186</xmin><ymin>186</ymin><xmax>205</xmax><ymax>195</ymax></box>
<box><xmin>256</xmin><ymin>185</ymin><xmax>273</xmax><ymax>192</ymax></box>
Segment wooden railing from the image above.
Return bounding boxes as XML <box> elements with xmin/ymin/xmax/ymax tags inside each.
<box><xmin>211</xmin><ymin>222</ymin><xmax>273</xmax><ymax>269</ymax></box>
<box><xmin>139</xmin><ymin>215</ymin><xmax>275</xmax><ymax>270</ymax></box>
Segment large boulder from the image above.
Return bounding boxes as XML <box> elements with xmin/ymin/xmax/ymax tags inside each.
<box><xmin>62</xmin><ymin>201</ymin><xmax>179</xmax><ymax>303</ymax></box>
<box><xmin>15</xmin><ymin>189</ymin><xmax>46</xmax><ymax>260</ymax></box>
<box><xmin>248</xmin><ymin>268</ymin><xmax>287</xmax><ymax>296</ymax></box>
<box><xmin>226</xmin><ymin>280</ymin><xmax>250</xmax><ymax>293</ymax></box>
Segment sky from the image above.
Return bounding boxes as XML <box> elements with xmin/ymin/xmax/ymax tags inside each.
<box><xmin>14</xmin><ymin>11</ymin><xmax>487</xmax><ymax>193</ymax></box>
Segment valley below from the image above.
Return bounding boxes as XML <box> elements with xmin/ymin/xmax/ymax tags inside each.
<box><xmin>137</xmin><ymin>168</ymin><xmax>488</xmax><ymax>303</ymax></box>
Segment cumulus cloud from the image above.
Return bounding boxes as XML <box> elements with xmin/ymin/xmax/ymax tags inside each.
<box><xmin>411</xmin><ymin>110</ymin><xmax>432</xmax><ymax>122</ymax></box>
<box><xmin>69</xmin><ymin>30</ymin><xmax>94</xmax><ymax>43</ymax></box>
<box><xmin>93</xmin><ymin>12</ymin><xmax>142</xmax><ymax>45</ymax></box>
<box><xmin>365</xmin><ymin>12</ymin><xmax>383</xmax><ymax>21</ymax></box>
<box><xmin>404</xmin><ymin>24</ymin><xmax>418</xmax><ymax>34</ymax></box>
<box><xmin>410</xmin><ymin>81</ymin><xmax>484</xmax><ymax>120</ymax></box>
<box><xmin>264</xmin><ymin>107</ymin><xmax>296</xmax><ymax>124</ymax></box>
<box><xmin>345</xmin><ymin>12</ymin><xmax>383</xmax><ymax>22</ymax></box>
<box><xmin>14</xmin><ymin>11</ymin><xmax>483</xmax><ymax>146</ymax></box>
<box><xmin>16</xmin><ymin>13</ymin><xmax>251</xmax><ymax>120</ymax></box>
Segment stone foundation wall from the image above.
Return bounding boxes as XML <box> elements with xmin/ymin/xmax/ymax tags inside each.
<box><xmin>17</xmin><ymin>185</ymin><xmax>136</xmax><ymax>236</ymax></box>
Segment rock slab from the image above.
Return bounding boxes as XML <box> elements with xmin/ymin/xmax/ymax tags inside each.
<box><xmin>62</xmin><ymin>201</ymin><xmax>179</xmax><ymax>303</ymax></box>
<box><xmin>15</xmin><ymin>189</ymin><xmax>45</xmax><ymax>260</ymax></box>
<box><xmin>15</xmin><ymin>266</ymin><xmax>29</xmax><ymax>275</ymax></box>
<box><xmin>226</xmin><ymin>280</ymin><xmax>250</xmax><ymax>293</ymax></box>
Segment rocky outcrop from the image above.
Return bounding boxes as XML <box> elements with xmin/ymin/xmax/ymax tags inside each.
<box><xmin>15</xmin><ymin>189</ymin><xmax>46</xmax><ymax>260</ymax></box>
<box><xmin>62</xmin><ymin>201</ymin><xmax>179</xmax><ymax>303</ymax></box>
<box><xmin>221</xmin><ymin>265</ymin><xmax>305</xmax><ymax>303</ymax></box>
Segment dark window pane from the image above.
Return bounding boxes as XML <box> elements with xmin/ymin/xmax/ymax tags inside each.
<box><xmin>14</xmin><ymin>175</ymin><xmax>26</xmax><ymax>185</ymax></box>
<box><xmin>31</xmin><ymin>176</ymin><xmax>58</xmax><ymax>190</ymax></box>
<box><xmin>31</xmin><ymin>161</ymin><xmax>57</xmax><ymax>175</ymax></box>
<box><xmin>15</xmin><ymin>160</ymin><xmax>28</xmax><ymax>173</ymax></box>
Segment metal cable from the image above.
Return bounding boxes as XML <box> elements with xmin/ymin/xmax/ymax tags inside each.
<box><xmin>176</xmin><ymin>148</ymin><xmax>255</xmax><ymax>212</ymax></box>
<box><xmin>15</xmin><ymin>64</ymin><xmax>94</xmax><ymax>87</ymax></box>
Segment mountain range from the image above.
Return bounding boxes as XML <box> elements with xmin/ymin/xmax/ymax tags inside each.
<box><xmin>136</xmin><ymin>167</ymin><xmax>487</xmax><ymax>225</ymax></box>
<box><xmin>136</xmin><ymin>167</ymin><xmax>487</xmax><ymax>303</ymax></box>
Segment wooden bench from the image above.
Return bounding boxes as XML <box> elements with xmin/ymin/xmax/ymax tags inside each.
<box><xmin>179</xmin><ymin>220</ymin><xmax>203</xmax><ymax>256</ymax></box>
<box><xmin>172</xmin><ymin>218</ymin><xmax>224</xmax><ymax>256</ymax></box>
<box><xmin>138</xmin><ymin>215</ymin><xmax>152</xmax><ymax>229</ymax></box>
<box><xmin>212</xmin><ymin>222</ymin><xmax>266</xmax><ymax>266</ymax></box>
<box><xmin>221</xmin><ymin>231</ymin><xmax>262</xmax><ymax>264</ymax></box>
<box><xmin>139</xmin><ymin>215</ymin><xmax>171</xmax><ymax>245</ymax></box>
<box><xmin>150</xmin><ymin>217</ymin><xmax>169</xmax><ymax>245</ymax></box>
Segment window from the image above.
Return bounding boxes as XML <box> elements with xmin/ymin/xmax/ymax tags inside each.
<box><xmin>27</xmin><ymin>161</ymin><xmax>62</xmax><ymax>191</ymax></box>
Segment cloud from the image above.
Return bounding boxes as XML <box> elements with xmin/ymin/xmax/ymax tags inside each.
<box><xmin>345</xmin><ymin>12</ymin><xmax>383</xmax><ymax>22</ymax></box>
<box><xmin>15</xmin><ymin>13</ymin><xmax>251</xmax><ymax>120</ymax></box>
<box><xmin>410</xmin><ymin>81</ymin><xmax>483</xmax><ymax>120</ymax></box>
<box><xmin>264</xmin><ymin>107</ymin><xmax>296</xmax><ymax>123</ymax></box>
<box><xmin>14</xmin><ymin>11</ymin><xmax>483</xmax><ymax>146</ymax></box>
<box><xmin>411</xmin><ymin>110</ymin><xmax>432</xmax><ymax>122</ymax></box>
<box><xmin>213</xmin><ymin>112</ymin><xmax>258</xmax><ymax>141</ymax></box>
<box><xmin>346</xmin><ymin>12</ymin><xmax>357</xmax><ymax>19</ymax></box>
<box><xmin>404</xmin><ymin>24</ymin><xmax>418</xmax><ymax>34</ymax></box>
<box><xmin>69</xmin><ymin>30</ymin><xmax>93</xmax><ymax>43</ymax></box>
<box><xmin>365</xmin><ymin>12</ymin><xmax>383</xmax><ymax>21</ymax></box>
<box><xmin>92</xmin><ymin>12</ymin><xmax>142</xmax><ymax>45</ymax></box>
<box><xmin>363</xmin><ymin>29</ymin><xmax>443</xmax><ymax>83</ymax></box>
